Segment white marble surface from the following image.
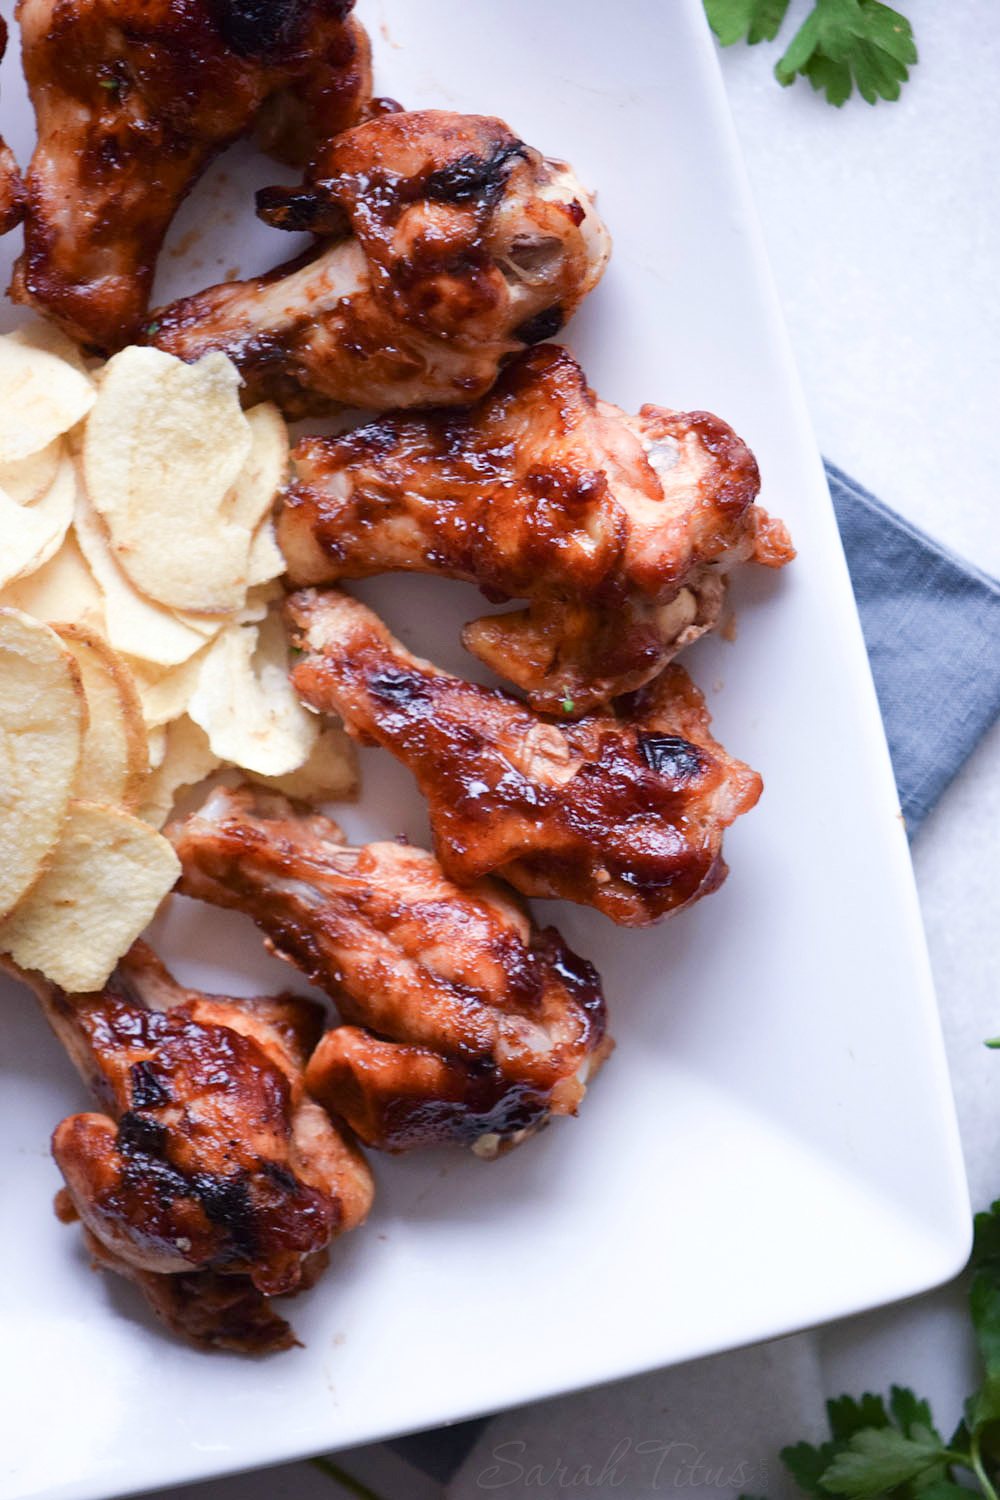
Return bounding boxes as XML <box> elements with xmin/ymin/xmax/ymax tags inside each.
<box><xmin>44</xmin><ymin>5</ymin><xmax>1000</xmax><ymax>1498</ymax></box>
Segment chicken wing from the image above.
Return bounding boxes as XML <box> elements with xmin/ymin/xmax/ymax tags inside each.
<box><xmin>287</xmin><ymin>590</ymin><xmax>763</xmax><ymax>927</ymax></box>
<box><xmin>12</xmin><ymin>0</ymin><xmax>372</xmax><ymax>350</ymax></box>
<box><xmin>0</xmin><ymin>18</ymin><xmax>26</xmax><ymax>234</ymax></box>
<box><xmin>279</xmin><ymin>343</ymin><xmax>794</xmax><ymax>713</ymax></box>
<box><xmin>149</xmin><ymin>110</ymin><xmax>611</xmax><ymax>415</ymax></box>
<box><xmin>168</xmin><ymin>786</ymin><xmax>612</xmax><ymax>1155</ymax></box>
<box><xmin>18</xmin><ymin>941</ymin><xmax>373</xmax><ymax>1351</ymax></box>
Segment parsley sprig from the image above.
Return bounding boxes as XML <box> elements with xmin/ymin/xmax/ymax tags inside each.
<box><xmin>704</xmin><ymin>0</ymin><xmax>917</xmax><ymax>107</ymax></box>
<box><xmin>762</xmin><ymin>1199</ymin><xmax>1000</xmax><ymax>1500</ymax></box>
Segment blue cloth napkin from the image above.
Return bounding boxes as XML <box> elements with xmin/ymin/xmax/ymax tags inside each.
<box><xmin>825</xmin><ymin>461</ymin><xmax>1000</xmax><ymax>834</ymax></box>
<box><xmin>370</xmin><ymin>464</ymin><xmax>1000</xmax><ymax>1488</ymax></box>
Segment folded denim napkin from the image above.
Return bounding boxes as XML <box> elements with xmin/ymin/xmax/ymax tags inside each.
<box><xmin>369</xmin><ymin>463</ymin><xmax>1000</xmax><ymax>1491</ymax></box>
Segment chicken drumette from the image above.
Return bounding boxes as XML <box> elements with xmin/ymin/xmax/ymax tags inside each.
<box><xmin>17</xmin><ymin>941</ymin><xmax>373</xmax><ymax>1352</ymax></box>
<box><xmin>0</xmin><ymin>18</ymin><xmax>25</xmax><ymax>234</ymax></box>
<box><xmin>279</xmin><ymin>343</ymin><xmax>794</xmax><ymax>713</ymax></box>
<box><xmin>287</xmin><ymin>590</ymin><xmax>763</xmax><ymax>927</ymax></box>
<box><xmin>149</xmin><ymin>110</ymin><xmax>611</xmax><ymax>415</ymax></box>
<box><xmin>12</xmin><ymin>0</ymin><xmax>372</xmax><ymax>350</ymax></box>
<box><xmin>169</xmin><ymin>786</ymin><xmax>612</xmax><ymax>1156</ymax></box>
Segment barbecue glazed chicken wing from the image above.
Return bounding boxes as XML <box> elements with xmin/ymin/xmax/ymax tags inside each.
<box><xmin>12</xmin><ymin>0</ymin><xmax>372</xmax><ymax>350</ymax></box>
<box><xmin>287</xmin><ymin>590</ymin><xmax>763</xmax><ymax>927</ymax></box>
<box><xmin>280</xmin><ymin>344</ymin><xmax>795</xmax><ymax>713</ymax></box>
<box><xmin>169</xmin><ymin>786</ymin><xmax>612</xmax><ymax>1156</ymax></box>
<box><xmin>20</xmin><ymin>941</ymin><xmax>373</xmax><ymax>1352</ymax></box>
<box><xmin>150</xmin><ymin>110</ymin><xmax>611</xmax><ymax>415</ymax></box>
<box><xmin>0</xmin><ymin>18</ymin><xmax>25</xmax><ymax>234</ymax></box>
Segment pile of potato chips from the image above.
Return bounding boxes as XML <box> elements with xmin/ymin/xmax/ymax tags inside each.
<box><xmin>0</xmin><ymin>323</ymin><xmax>356</xmax><ymax>992</ymax></box>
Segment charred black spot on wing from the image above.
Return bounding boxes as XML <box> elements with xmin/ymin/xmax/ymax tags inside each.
<box><xmin>191</xmin><ymin>1171</ymin><xmax>260</xmax><ymax>1261</ymax></box>
<box><xmin>128</xmin><ymin>1060</ymin><xmax>172</xmax><ymax>1109</ymax></box>
<box><xmin>636</xmin><ymin>732</ymin><xmax>707</xmax><ymax>782</ymax></box>
<box><xmin>117</xmin><ymin>1111</ymin><xmax>169</xmax><ymax>1158</ymax></box>
<box><xmin>256</xmin><ymin>185</ymin><xmax>352</xmax><ymax>238</ymax></box>
<box><xmin>210</xmin><ymin>0</ymin><xmax>334</xmax><ymax>56</ymax></box>
<box><xmin>514</xmin><ymin>304</ymin><xmax>565</xmax><ymax>345</ymax></box>
<box><xmin>261</xmin><ymin>1160</ymin><xmax>299</xmax><ymax>1193</ymax></box>
<box><xmin>533</xmin><ymin>928</ymin><xmax>606</xmax><ymax>1027</ymax></box>
<box><xmin>369</xmin><ymin>670</ymin><xmax>430</xmax><ymax>709</ymax></box>
<box><xmin>423</xmin><ymin>141</ymin><xmax>528</xmax><ymax>207</ymax></box>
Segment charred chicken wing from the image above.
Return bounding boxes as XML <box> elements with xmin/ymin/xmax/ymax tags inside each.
<box><xmin>169</xmin><ymin>786</ymin><xmax>612</xmax><ymax>1155</ymax></box>
<box><xmin>279</xmin><ymin>343</ymin><xmax>794</xmax><ymax>713</ymax></box>
<box><xmin>150</xmin><ymin>110</ymin><xmax>611</xmax><ymax>415</ymax></box>
<box><xmin>287</xmin><ymin>590</ymin><xmax>763</xmax><ymax>927</ymax></box>
<box><xmin>0</xmin><ymin>18</ymin><xmax>26</xmax><ymax>234</ymax></box>
<box><xmin>22</xmin><ymin>941</ymin><xmax>373</xmax><ymax>1352</ymax></box>
<box><xmin>12</xmin><ymin>0</ymin><xmax>372</xmax><ymax>350</ymax></box>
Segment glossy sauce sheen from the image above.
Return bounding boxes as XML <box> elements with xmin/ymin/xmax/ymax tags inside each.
<box><xmin>288</xmin><ymin>590</ymin><xmax>764</xmax><ymax>926</ymax></box>
<box><xmin>278</xmin><ymin>343</ymin><xmax>792</xmax><ymax>713</ymax></box>
<box><xmin>14</xmin><ymin>0</ymin><xmax>370</xmax><ymax>348</ymax></box>
<box><xmin>169</xmin><ymin>787</ymin><xmax>611</xmax><ymax>1152</ymax></box>
<box><xmin>150</xmin><ymin>110</ymin><xmax>609</xmax><ymax>413</ymax></box>
<box><xmin>51</xmin><ymin>981</ymin><xmax>337</xmax><ymax>1294</ymax></box>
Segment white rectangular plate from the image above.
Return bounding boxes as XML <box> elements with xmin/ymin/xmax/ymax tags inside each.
<box><xmin>0</xmin><ymin>3</ymin><xmax>970</xmax><ymax>1498</ymax></box>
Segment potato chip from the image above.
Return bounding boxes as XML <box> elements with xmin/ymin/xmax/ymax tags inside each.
<box><xmin>124</xmin><ymin>649</ymin><xmax>208</xmax><ymax>730</ymax></box>
<box><xmin>0</xmin><ymin>454</ymin><xmax>76</xmax><ymax>588</ymax></box>
<box><xmin>138</xmin><ymin>717</ymin><xmax>221</xmax><ymax>829</ymax></box>
<box><xmin>147</xmin><ymin>725</ymin><xmax>168</xmax><ymax>770</ymax></box>
<box><xmin>0</xmin><ymin>439</ymin><xmax>63</xmax><ymax>507</ymax></box>
<box><xmin>56</xmin><ymin>626</ymin><xmax>149</xmax><ymax>811</ymax></box>
<box><xmin>0</xmin><ymin>801</ymin><xmax>180</xmax><ymax>991</ymax></box>
<box><xmin>241</xmin><ymin>581</ymin><xmax>284</xmax><ymax>621</ymax></box>
<box><xmin>226</xmin><ymin>402</ymin><xmax>288</xmax><ymax>534</ymax></box>
<box><xmin>73</xmin><ymin>489</ymin><xmax>211</xmax><ymax>666</ymax></box>
<box><xmin>188</xmin><ymin>611</ymin><xmax>317</xmax><ymax>777</ymax></box>
<box><xmin>0</xmin><ymin>532</ymin><xmax>104</xmax><ymax>630</ymax></box>
<box><xmin>83</xmin><ymin>347</ymin><xmax>255</xmax><ymax>613</ymax></box>
<box><xmin>8</xmin><ymin>319</ymin><xmax>93</xmax><ymax>378</ymax></box>
<box><xmin>0</xmin><ymin>609</ymin><xmax>85</xmax><ymax>919</ymax></box>
<box><xmin>247</xmin><ymin>519</ymin><xmax>286</xmax><ymax>587</ymax></box>
<box><xmin>246</xmin><ymin>726</ymin><xmax>358</xmax><ymax>802</ymax></box>
<box><xmin>0</xmin><ymin>329</ymin><xmax>96</xmax><ymax>463</ymax></box>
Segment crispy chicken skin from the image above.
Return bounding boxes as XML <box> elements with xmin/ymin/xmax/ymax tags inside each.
<box><xmin>287</xmin><ymin>590</ymin><xmax>763</xmax><ymax>927</ymax></box>
<box><xmin>12</xmin><ymin>0</ymin><xmax>372</xmax><ymax>350</ymax></box>
<box><xmin>149</xmin><ymin>110</ymin><xmax>611</xmax><ymax>415</ymax></box>
<box><xmin>0</xmin><ymin>18</ymin><xmax>26</xmax><ymax>234</ymax></box>
<box><xmin>168</xmin><ymin>786</ymin><xmax>612</xmax><ymax>1155</ymax></box>
<box><xmin>279</xmin><ymin>344</ymin><xmax>795</xmax><ymax>713</ymax></box>
<box><xmin>16</xmin><ymin>941</ymin><xmax>373</xmax><ymax>1352</ymax></box>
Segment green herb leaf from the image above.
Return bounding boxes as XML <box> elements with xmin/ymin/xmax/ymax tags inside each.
<box><xmin>890</xmin><ymin>1386</ymin><xmax>942</xmax><ymax>1442</ymax></box>
<box><xmin>917</xmin><ymin>1484</ymin><xmax>986</xmax><ymax>1500</ymax></box>
<box><xmin>561</xmin><ymin>694</ymin><xmax>574</xmax><ymax>714</ymax></box>
<box><xmin>967</xmin><ymin>1375</ymin><xmax>1000</xmax><ymax>1437</ymax></box>
<box><xmin>817</xmin><ymin>1428</ymin><xmax>950</xmax><ymax>1498</ymax></box>
<box><xmin>774</xmin><ymin>0</ymin><xmax>916</xmax><ymax>107</ymax></box>
<box><xmin>973</xmin><ymin>1200</ymin><xmax>1000</xmax><ymax>1276</ymax></box>
<box><xmin>827</xmin><ymin>1393</ymin><xmax>890</xmax><ymax>1440</ymax></box>
<box><xmin>780</xmin><ymin>1441</ymin><xmax>842</xmax><ymax>1496</ymax></box>
<box><xmin>798</xmin><ymin>53</ymin><xmax>854</xmax><ymax>106</ymax></box>
<box><xmin>704</xmin><ymin>0</ymin><xmax>791</xmax><ymax>45</ymax></box>
<box><xmin>971</xmin><ymin>1275</ymin><xmax>1000</xmax><ymax>1385</ymax></box>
